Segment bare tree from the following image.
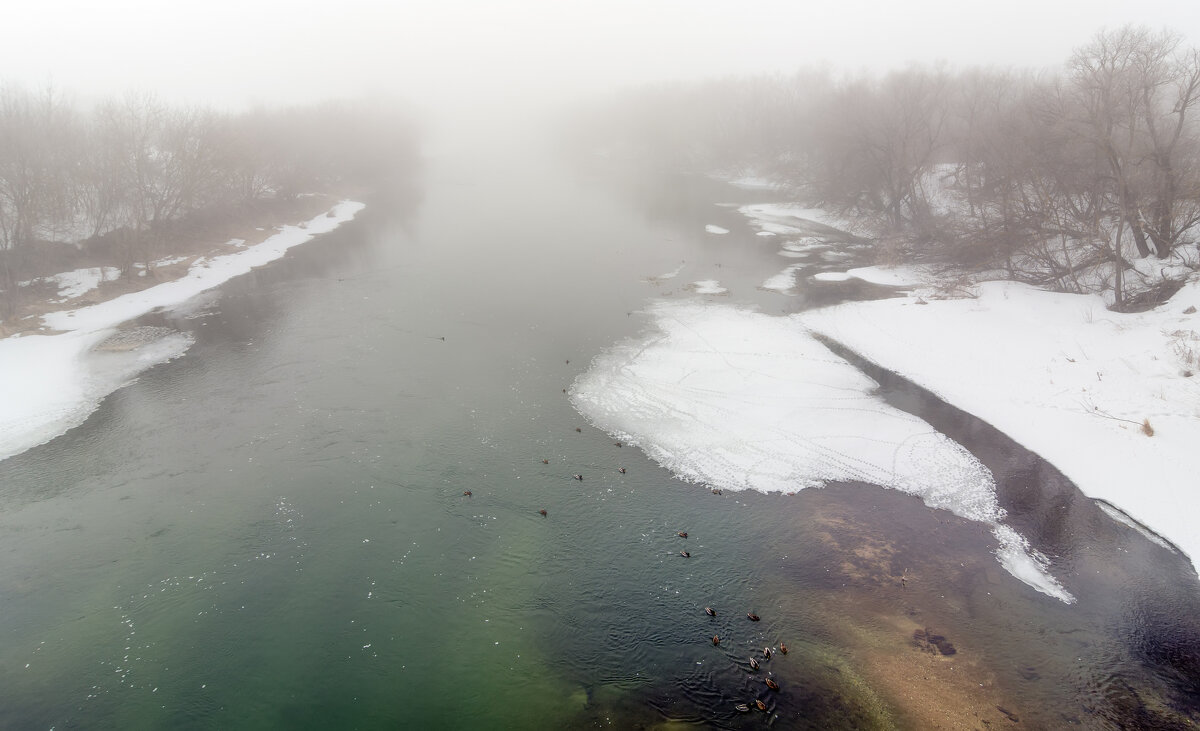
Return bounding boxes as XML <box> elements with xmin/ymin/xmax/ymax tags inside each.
<box><xmin>0</xmin><ymin>85</ymin><xmax>74</xmax><ymax>313</ymax></box>
<box><xmin>1066</xmin><ymin>26</ymin><xmax>1200</xmax><ymax>259</ymax></box>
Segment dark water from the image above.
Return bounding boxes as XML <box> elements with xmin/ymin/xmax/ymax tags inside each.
<box><xmin>1</xmin><ymin>129</ymin><xmax>1197</xmax><ymax>730</ymax></box>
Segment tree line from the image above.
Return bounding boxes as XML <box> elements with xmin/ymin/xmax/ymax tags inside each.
<box><xmin>0</xmin><ymin>87</ymin><xmax>419</xmax><ymax>315</ymax></box>
<box><xmin>562</xmin><ymin>26</ymin><xmax>1200</xmax><ymax>309</ymax></box>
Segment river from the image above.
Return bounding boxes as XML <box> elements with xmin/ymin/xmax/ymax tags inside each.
<box><xmin>1</xmin><ymin>124</ymin><xmax>1197</xmax><ymax>729</ymax></box>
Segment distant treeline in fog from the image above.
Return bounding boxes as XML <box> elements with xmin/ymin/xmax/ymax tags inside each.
<box><xmin>564</xmin><ymin>26</ymin><xmax>1200</xmax><ymax>309</ymax></box>
<box><xmin>0</xmin><ymin>88</ymin><xmax>418</xmax><ymax>312</ymax></box>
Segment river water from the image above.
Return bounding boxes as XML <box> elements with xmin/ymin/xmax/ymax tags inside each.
<box><xmin>1</xmin><ymin>126</ymin><xmax>1197</xmax><ymax>729</ymax></box>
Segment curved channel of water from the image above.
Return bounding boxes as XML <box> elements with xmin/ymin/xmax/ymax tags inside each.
<box><xmin>0</xmin><ymin>129</ymin><xmax>1196</xmax><ymax>729</ymax></box>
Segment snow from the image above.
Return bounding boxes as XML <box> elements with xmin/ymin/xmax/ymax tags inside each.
<box><xmin>727</xmin><ymin>176</ymin><xmax>780</xmax><ymax>190</ymax></box>
<box><xmin>812</xmin><ymin>272</ymin><xmax>853</xmax><ymax>282</ymax></box>
<box><xmin>738</xmin><ymin>202</ymin><xmax>855</xmax><ymax>235</ymax></box>
<box><xmin>1096</xmin><ymin>501</ymin><xmax>1176</xmax><ymax>552</ymax></box>
<box><xmin>43</xmin><ymin>200</ymin><xmax>364</xmax><ymax>333</ymax></box>
<box><xmin>571</xmin><ymin>300</ymin><xmax>1074</xmax><ymax>602</ymax></box>
<box><xmin>45</xmin><ymin>267</ymin><xmax>121</xmax><ymax>301</ymax></box>
<box><xmin>0</xmin><ymin>200</ymin><xmax>365</xmax><ymax>463</ymax></box>
<box><xmin>801</xmin><ymin>278</ymin><xmax>1200</xmax><ymax>577</ymax></box>
<box><xmin>843</xmin><ymin>265</ymin><xmax>928</xmax><ymax>287</ymax></box>
<box><xmin>646</xmin><ymin>262</ymin><xmax>686</xmax><ymax>282</ymax></box>
<box><xmin>705</xmin><ymin>224</ymin><xmax>730</xmax><ymax>235</ymax></box>
<box><xmin>690</xmin><ymin>280</ymin><xmax>728</xmax><ymax>295</ymax></box>
<box><xmin>761</xmin><ymin>265</ymin><xmax>804</xmax><ymax>293</ymax></box>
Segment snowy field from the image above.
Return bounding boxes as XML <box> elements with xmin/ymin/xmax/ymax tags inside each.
<box><xmin>571</xmin><ymin>300</ymin><xmax>1074</xmax><ymax>602</ymax></box>
<box><xmin>801</xmin><ymin>274</ymin><xmax>1200</xmax><ymax>577</ymax></box>
<box><xmin>0</xmin><ymin>200</ymin><xmax>365</xmax><ymax>463</ymax></box>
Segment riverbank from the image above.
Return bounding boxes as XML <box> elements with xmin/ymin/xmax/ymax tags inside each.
<box><xmin>799</xmin><ymin>269</ymin><xmax>1200</xmax><ymax>577</ymax></box>
<box><xmin>729</xmin><ymin>192</ymin><xmax>1200</xmax><ymax>576</ymax></box>
<box><xmin>0</xmin><ymin>199</ymin><xmax>365</xmax><ymax>463</ymax></box>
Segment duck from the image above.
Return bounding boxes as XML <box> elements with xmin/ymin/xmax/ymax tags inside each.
<box><xmin>755</xmin><ymin>699</ymin><xmax>767</xmax><ymax>712</ymax></box>
<box><xmin>765</xmin><ymin>678</ymin><xmax>779</xmax><ymax>691</ymax></box>
<box><xmin>618</xmin><ymin>467</ymin><xmax>626</xmax><ymax>474</ymax></box>
<box><xmin>734</xmin><ymin>703</ymin><xmax>750</xmax><ymax>713</ymax></box>
<box><xmin>542</xmin><ymin>459</ymin><xmax>549</xmax><ymax>464</ymax></box>
<box><xmin>680</xmin><ymin>550</ymin><xmax>690</xmax><ymax>558</ymax></box>
<box><xmin>575</xmin><ymin>427</ymin><xmax>582</xmax><ymax>433</ymax></box>
<box><xmin>712</xmin><ymin>635</ymin><xmax>720</xmax><ymax>645</ymax></box>
<box><xmin>749</xmin><ymin>657</ymin><xmax>760</xmax><ymax>670</ymax></box>
<box><xmin>573</xmin><ymin>474</ymin><xmax>583</xmax><ymax>481</ymax></box>
<box><xmin>463</xmin><ymin>490</ymin><xmax>472</xmax><ymax>497</ymax></box>
<box><xmin>677</xmin><ymin>531</ymin><xmax>688</xmax><ymax>538</ymax></box>
<box><xmin>614</xmin><ymin>441</ymin><xmax>623</xmax><ymax>447</ymax></box>
<box><xmin>704</xmin><ymin>606</ymin><xmax>716</xmax><ymax>617</ymax></box>
<box><xmin>747</xmin><ymin>612</ymin><xmax>760</xmax><ymax>622</ymax></box>
<box><xmin>538</xmin><ymin>509</ymin><xmax>547</xmax><ymax>517</ymax></box>
<box><xmin>711</xmin><ymin>488</ymin><xmax>722</xmax><ymax>495</ymax></box>
<box><xmin>763</xmin><ymin>647</ymin><xmax>773</xmax><ymax>659</ymax></box>
<box><xmin>780</xmin><ymin>642</ymin><xmax>788</xmax><ymax>655</ymax></box>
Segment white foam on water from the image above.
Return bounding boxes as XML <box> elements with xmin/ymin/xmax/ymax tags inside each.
<box><xmin>570</xmin><ymin>300</ymin><xmax>1074</xmax><ymax>603</ymax></box>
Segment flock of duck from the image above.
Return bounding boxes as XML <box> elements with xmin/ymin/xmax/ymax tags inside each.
<box><xmin>699</xmin><ymin>568</ymin><xmax>791</xmax><ymax>714</ymax></box>
<box><xmin>461</xmin><ymin>365</ymin><xmax>792</xmax><ymax>719</ymax></box>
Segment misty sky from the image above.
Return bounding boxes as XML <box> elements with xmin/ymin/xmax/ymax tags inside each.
<box><xmin>2</xmin><ymin>0</ymin><xmax>1198</xmax><ymax>113</ymax></box>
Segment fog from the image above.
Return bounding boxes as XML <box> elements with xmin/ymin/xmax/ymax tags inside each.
<box><xmin>3</xmin><ymin>0</ymin><xmax>1197</xmax><ymax>119</ymax></box>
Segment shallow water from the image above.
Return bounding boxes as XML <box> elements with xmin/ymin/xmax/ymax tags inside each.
<box><xmin>1</xmin><ymin>129</ymin><xmax>1197</xmax><ymax>729</ymax></box>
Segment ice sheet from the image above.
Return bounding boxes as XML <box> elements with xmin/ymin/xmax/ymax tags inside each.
<box><xmin>571</xmin><ymin>300</ymin><xmax>1074</xmax><ymax>602</ymax></box>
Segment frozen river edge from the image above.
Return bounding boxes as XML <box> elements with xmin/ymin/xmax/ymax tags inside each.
<box><xmin>570</xmin><ymin>300</ymin><xmax>1076</xmax><ymax>603</ymax></box>
<box><xmin>0</xmin><ymin>200</ymin><xmax>366</xmax><ymax>464</ymax></box>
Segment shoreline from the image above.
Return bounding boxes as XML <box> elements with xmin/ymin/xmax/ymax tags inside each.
<box><xmin>798</xmin><ymin>276</ymin><xmax>1200</xmax><ymax>578</ymax></box>
<box><xmin>0</xmin><ymin>200</ymin><xmax>366</xmax><ymax>464</ymax></box>
<box><xmin>735</xmin><ymin>195</ymin><xmax>1199</xmax><ymax>577</ymax></box>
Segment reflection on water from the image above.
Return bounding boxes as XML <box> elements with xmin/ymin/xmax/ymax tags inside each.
<box><xmin>0</xmin><ymin>136</ymin><xmax>1196</xmax><ymax>729</ymax></box>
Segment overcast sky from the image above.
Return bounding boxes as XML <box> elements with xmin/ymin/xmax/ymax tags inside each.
<box><xmin>2</xmin><ymin>0</ymin><xmax>1198</xmax><ymax>114</ymax></box>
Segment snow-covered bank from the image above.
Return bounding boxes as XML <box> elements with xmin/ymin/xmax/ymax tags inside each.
<box><xmin>800</xmin><ymin>276</ymin><xmax>1200</xmax><ymax>576</ymax></box>
<box><xmin>570</xmin><ymin>300</ymin><xmax>1073</xmax><ymax>602</ymax></box>
<box><xmin>0</xmin><ymin>200</ymin><xmax>365</xmax><ymax>463</ymax></box>
<box><xmin>738</xmin><ymin>202</ymin><xmax>857</xmax><ymax>236</ymax></box>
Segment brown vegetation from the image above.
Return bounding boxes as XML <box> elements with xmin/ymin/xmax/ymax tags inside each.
<box><xmin>564</xmin><ymin>25</ymin><xmax>1200</xmax><ymax>310</ymax></box>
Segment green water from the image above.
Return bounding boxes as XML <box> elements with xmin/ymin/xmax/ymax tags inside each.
<box><xmin>1</xmin><ymin>131</ymin><xmax>1196</xmax><ymax>729</ymax></box>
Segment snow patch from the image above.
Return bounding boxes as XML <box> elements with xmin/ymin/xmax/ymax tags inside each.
<box><xmin>690</xmin><ymin>280</ymin><xmax>728</xmax><ymax>295</ymax></box>
<box><xmin>813</xmin><ymin>272</ymin><xmax>853</xmax><ymax>282</ymax></box>
<box><xmin>727</xmin><ymin>176</ymin><xmax>780</xmax><ymax>190</ymax></box>
<box><xmin>739</xmin><ymin>202</ymin><xmax>855</xmax><ymax>235</ymax></box>
<box><xmin>570</xmin><ymin>300</ymin><xmax>1073</xmax><ymax>602</ymax></box>
<box><xmin>46</xmin><ymin>267</ymin><xmax>121</xmax><ymax>301</ymax></box>
<box><xmin>844</xmin><ymin>266</ymin><xmax>927</xmax><ymax>287</ymax></box>
<box><xmin>646</xmin><ymin>263</ymin><xmax>686</xmax><ymax>282</ymax></box>
<box><xmin>705</xmin><ymin>224</ymin><xmax>730</xmax><ymax>235</ymax></box>
<box><xmin>761</xmin><ymin>265</ymin><xmax>805</xmax><ymax>293</ymax></box>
